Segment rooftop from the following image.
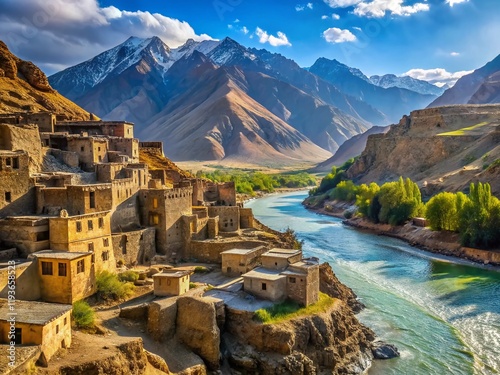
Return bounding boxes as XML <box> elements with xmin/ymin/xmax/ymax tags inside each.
<box><xmin>0</xmin><ymin>299</ymin><xmax>71</xmax><ymax>325</ymax></box>
<box><xmin>32</xmin><ymin>250</ymin><xmax>90</xmax><ymax>260</ymax></box>
<box><xmin>153</xmin><ymin>270</ymin><xmax>190</xmax><ymax>278</ymax></box>
<box><xmin>221</xmin><ymin>247</ymin><xmax>261</xmax><ymax>256</ymax></box>
<box><xmin>262</xmin><ymin>248</ymin><xmax>301</xmax><ymax>259</ymax></box>
<box><xmin>242</xmin><ymin>267</ymin><xmax>285</xmax><ymax>281</ymax></box>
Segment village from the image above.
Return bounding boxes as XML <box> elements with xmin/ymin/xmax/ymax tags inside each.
<box><xmin>0</xmin><ymin>111</ymin><xmax>321</xmax><ymax>373</ymax></box>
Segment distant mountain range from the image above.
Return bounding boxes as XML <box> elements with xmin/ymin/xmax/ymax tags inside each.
<box><xmin>49</xmin><ymin>36</ymin><xmax>446</xmax><ymax>166</ymax></box>
<box><xmin>369</xmin><ymin>74</ymin><xmax>445</xmax><ymax>96</ymax></box>
<box><xmin>429</xmin><ymin>54</ymin><xmax>500</xmax><ymax>107</ymax></box>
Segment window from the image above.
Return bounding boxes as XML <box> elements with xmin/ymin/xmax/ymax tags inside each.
<box><xmin>12</xmin><ymin>157</ymin><xmax>19</xmax><ymax>169</ymax></box>
<box><xmin>102</xmin><ymin>251</ymin><xmax>109</xmax><ymax>261</ymax></box>
<box><xmin>6</xmin><ymin>158</ymin><xmax>11</xmax><ymax>166</ymax></box>
<box><xmin>103</xmin><ymin>238</ymin><xmax>109</xmax><ymax>247</ymax></box>
<box><xmin>149</xmin><ymin>213</ymin><xmax>160</xmax><ymax>225</ymax></box>
<box><xmin>41</xmin><ymin>261</ymin><xmax>53</xmax><ymax>275</ymax></box>
<box><xmin>261</xmin><ymin>283</ymin><xmax>267</xmax><ymax>291</ymax></box>
<box><xmin>76</xmin><ymin>259</ymin><xmax>85</xmax><ymax>273</ymax></box>
<box><xmin>98</xmin><ymin>218</ymin><xmax>104</xmax><ymax>228</ymax></box>
<box><xmin>89</xmin><ymin>192</ymin><xmax>95</xmax><ymax>209</ymax></box>
<box><xmin>58</xmin><ymin>263</ymin><xmax>67</xmax><ymax>277</ymax></box>
<box><xmin>167</xmin><ymin>279</ymin><xmax>171</xmax><ymax>286</ymax></box>
<box><xmin>14</xmin><ymin>328</ymin><xmax>22</xmax><ymax>345</ymax></box>
<box><xmin>88</xmin><ymin>242</ymin><xmax>94</xmax><ymax>252</ymax></box>
<box><xmin>88</xmin><ymin>220</ymin><xmax>93</xmax><ymax>231</ymax></box>
<box><xmin>64</xmin><ymin>317</ymin><xmax>67</xmax><ymax>325</ymax></box>
<box><xmin>98</xmin><ymin>147</ymin><xmax>101</xmax><ymax>151</ymax></box>
<box><xmin>289</xmin><ymin>277</ymin><xmax>296</xmax><ymax>284</ymax></box>
<box><xmin>81</xmin><ymin>146</ymin><xmax>84</xmax><ymax>152</ymax></box>
<box><xmin>153</xmin><ymin>198</ymin><xmax>158</xmax><ymax>209</ymax></box>
<box><xmin>76</xmin><ymin>221</ymin><xmax>82</xmax><ymax>232</ymax></box>
<box><xmin>5</xmin><ymin>192</ymin><xmax>11</xmax><ymax>202</ymax></box>
<box><xmin>56</xmin><ymin>325</ymin><xmax>59</xmax><ymax>334</ymax></box>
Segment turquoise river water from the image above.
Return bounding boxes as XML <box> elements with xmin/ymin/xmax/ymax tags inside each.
<box><xmin>246</xmin><ymin>191</ymin><xmax>500</xmax><ymax>375</ymax></box>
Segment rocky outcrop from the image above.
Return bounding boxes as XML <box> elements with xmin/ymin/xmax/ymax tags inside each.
<box><xmin>347</xmin><ymin>104</ymin><xmax>500</xmax><ymax>196</ymax></box>
<box><xmin>371</xmin><ymin>341</ymin><xmax>400</xmax><ymax>360</ymax></box>
<box><xmin>176</xmin><ymin>296</ymin><xmax>222</xmax><ymax>370</ymax></box>
<box><xmin>319</xmin><ymin>262</ymin><xmax>364</xmax><ymax>313</ymax></box>
<box><xmin>0</xmin><ymin>41</ymin><xmax>51</xmax><ymax>92</ymax></box>
<box><xmin>224</xmin><ymin>301</ymin><xmax>375</xmax><ymax>374</ymax></box>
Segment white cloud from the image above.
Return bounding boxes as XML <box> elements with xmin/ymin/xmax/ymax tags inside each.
<box><xmin>332</xmin><ymin>13</ymin><xmax>341</xmax><ymax>19</ymax></box>
<box><xmin>307</xmin><ymin>2</ymin><xmax>314</xmax><ymax>9</ymax></box>
<box><xmin>0</xmin><ymin>0</ymin><xmax>213</xmax><ymax>74</ymax></box>
<box><xmin>403</xmin><ymin>68</ymin><xmax>473</xmax><ymax>86</ymax></box>
<box><xmin>323</xmin><ymin>27</ymin><xmax>357</xmax><ymax>43</ymax></box>
<box><xmin>450</xmin><ymin>51</ymin><xmax>460</xmax><ymax>56</ymax></box>
<box><xmin>234</xmin><ymin>18</ymin><xmax>240</xmax><ymax>23</ymax></box>
<box><xmin>323</xmin><ymin>0</ymin><xmax>362</xmax><ymax>7</ymax></box>
<box><xmin>353</xmin><ymin>26</ymin><xmax>362</xmax><ymax>31</ymax></box>
<box><xmin>353</xmin><ymin>0</ymin><xmax>429</xmax><ymax>18</ymax></box>
<box><xmin>241</xmin><ymin>26</ymin><xmax>249</xmax><ymax>35</ymax></box>
<box><xmin>322</xmin><ymin>15</ymin><xmax>329</xmax><ymax>19</ymax></box>
<box><xmin>446</xmin><ymin>0</ymin><xmax>469</xmax><ymax>6</ymax></box>
<box><xmin>296</xmin><ymin>4</ymin><xmax>305</xmax><ymax>11</ymax></box>
<box><xmin>255</xmin><ymin>27</ymin><xmax>292</xmax><ymax>47</ymax></box>
<box><xmin>228</xmin><ymin>24</ymin><xmax>233</xmax><ymax>29</ymax></box>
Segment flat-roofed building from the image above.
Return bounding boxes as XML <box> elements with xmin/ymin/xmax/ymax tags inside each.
<box><xmin>0</xmin><ymin>299</ymin><xmax>72</xmax><ymax>365</ymax></box>
<box><xmin>153</xmin><ymin>270</ymin><xmax>190</xmax><ymax>297</ymax></box>
<box><xmin>282</xmin><ymin>258</ymin><xmax>320</xmax><ymax>306</ymax></box>
<box><xmin>221</xmin><ymin>246</ymin><xmax>266</xmax><ymax>277</ymax></box>
<box><xmin>33</xmin><ymin>251</ymin><xmax>96</xmax><ymax>304</ymax></box>
<box><xmin>261</xmin><ymin>248</ymin><xmax>302</xmax><ymax>271</ymax></box>
<box><xmin>242</xmin><ymin>267</ymin><xmax>287</xmax><ymax>302</ymax></box>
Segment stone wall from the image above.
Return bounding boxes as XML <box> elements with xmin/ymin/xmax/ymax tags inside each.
<box><xmin>0</xmin><ymin>260</ymin><xmax>40</xmax><ymax>300</ymax></box>
<box><xmin>243</xmin><ymin>275</ymin><xmax>287</xmax><ymax>302</ymax></box>
<box><xmin>208</xmin><ymin>206</ymin><xmax>240</xmax><ymax>232</ymax></box>
<box><xmin>0</xmin><ymin>151</ymin><xmax>33</xmax><ymax>214</ymax></box>
<box><xmin>0</xmin><ymin>123</ymin><xmax>42</xmax><ymax>173</ymax></box>
<box><xmin>0</xmin><ymin>217</ymin><xmax>49</xmax><ymax>256</ymax></box>
<box><xmin>188</xmin><ymin>239</ymin><xmax>268</xmax><ymax>263</ymax></box>
<box><xmin>112</xmin><ymin>227</ymin><xmax>156</xmax><ymax>266</ymax></box>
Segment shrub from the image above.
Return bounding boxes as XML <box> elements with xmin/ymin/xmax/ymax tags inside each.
<box><xmin>117</xmin><ymin>270</ymin><xmax>139</xmax><ymax>283</ymax></box>
<box><xmin>194</xmin><ymin>266</ymin><xmax>210</xmax><ymax>273</ymax></box>
<box><xmin>72</xmin><ymin>300</ymin><xmax>95</xmax><ymax>329</ymax></box>
<box><xmin>189</xmin><ymin>282</ymin><xmax>197</xmax><ymax>289</ymax></box>
<box><xmin>96</xmin><ymin>271</ymin><xmax>135</xmax><ymax>301</ymax></box>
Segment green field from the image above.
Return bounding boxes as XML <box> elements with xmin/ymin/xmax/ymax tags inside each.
<box><xmin>437</xmin><ymin>121</ymin><xmax>490</xmax><ymax>136</ymax></box>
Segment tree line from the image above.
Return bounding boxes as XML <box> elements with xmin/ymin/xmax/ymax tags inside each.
<box><xmin>310</xmin><ymin>165</ymin><xmax>500</xmax><ymax>249</ymax></box>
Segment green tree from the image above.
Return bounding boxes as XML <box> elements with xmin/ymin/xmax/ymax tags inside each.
<box><xmin>356</xmin><ymin>182</ymin><xmax>380</xmax><ymax>218</ymax></box>
<box><xmin>377</xmin><ymin>177</ymin><xmax>423</xmax><ymax>225</ymax></box>
<box><xmin>330</xmin><ymin>180</ymin><xmax>358</xmax><ymax>202</ymax></box>
<box><xmin>425</xmin><ymin>192</ymin><xmax>460</xmax><ymax>231</ymax></box>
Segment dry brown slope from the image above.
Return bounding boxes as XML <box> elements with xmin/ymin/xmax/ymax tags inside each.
<box><xmin>347</xmin><ymin>104</ymin><xmax>500</xmax><ymax>196</ymax></box>
<box><xmin>0</xmin><ymin>41</ymin><xmax>92</xmax><ymax>119</ymax></box>
<box><xmin>140</xmin><ymin>67</ymin><xmax>332</xmax><ymax>168</ymax></box>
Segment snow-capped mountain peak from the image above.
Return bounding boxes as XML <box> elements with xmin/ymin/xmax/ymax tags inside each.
<box><xmin>370</xmin><ymin>74</ymin><xmax>445</xmax><ymax>96</ymax></box>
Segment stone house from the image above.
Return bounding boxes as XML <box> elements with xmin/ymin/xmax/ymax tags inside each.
<box><xmin>261</xmin><ymin>248</ymin><xmax>302</xmax><ymax>270</ymax></box>
<box><xmin>282</xmin><ymin>259</ymin><xmax>320</xmax><ymax>306</ymax></box>
<box><xmin>153</xmin><ymin>270</ymin><xmax>190</xmax><ymax>297</ymax></box>
<box><xmin>33</xmin><ymin>251</ymin><xmax>96</xmax><ymax>304</ymax></box>
<box><xmin>55</xmin><ymin>120</ymin><xmax>134</xmax><ymax>138</ymax></box>
<box><xmin>221</xmin><ymin>246</ymin><xmax>266</xmax><ymax>277</ymax></box>
<box><xmin>242</xmin><ymin>267</ymin><xmax>287</xmax><ymax>302</ymax></box>
<box><xmin>0</xmin><ymin>299</ymin><xmax>72</xmax><ymax>365</ymax></box>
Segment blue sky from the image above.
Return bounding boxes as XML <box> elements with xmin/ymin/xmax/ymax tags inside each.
<box><xmin>1</xmin><ymin>0</ymin><xmax>499</xmax><ymax>85</ymax></box>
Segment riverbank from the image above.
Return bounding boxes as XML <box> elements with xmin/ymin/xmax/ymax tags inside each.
<box><xmin>304</xmin><ymin>200</ymin><xmax>500</xmax><ymax>268</ymax></box>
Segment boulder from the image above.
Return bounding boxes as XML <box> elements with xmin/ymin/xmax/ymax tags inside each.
<box><xmin>371</xmin><ymin>341</ymin><xmax>400</xmax><ymax>359</ymax></box>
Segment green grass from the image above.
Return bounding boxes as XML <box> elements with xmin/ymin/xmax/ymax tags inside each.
<box><xmin>253</xmin><ymin>293</ymin><xmax>337</xmax><ymax>324</ymax></box>
<box><xmin>72</xmin><ymin>300</ymin><xmax>95</xmax><ymax>329</ymax></box>
<box><xmin>117</xmin><ymin>270</ymin><xmax>139</xmax><ymax>283</ymax></box>
<box><xmin>437</xmin><ymin>121</ymin><xmax>489</xmax><ymax>136</ymax></box>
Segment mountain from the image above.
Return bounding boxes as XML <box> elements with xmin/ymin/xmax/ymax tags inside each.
<box><xmin>309</xmin><ymin>58</ymin><xmax>437</xmax><ymax>123</ymax></box>
<box><xmin>346</xmin><ymin>104</ymin><xmax>500</xmax><ymax>196</ymax></box>
<box><xmin>0</xmin><ymin>41</ymin><xmax>91</xmax><ymax>119</ymax></box>
<box><xmin>49</xmin><ymin>36</ymin><xmax>380</xmax><ymax>166</ymax></box>
<box><xmin>429</xmin><ymin>54</ymin><xmax>500</xmax><ymax>107</ymax></box>
<box><xmin>314</xmin><ymin>126</ymin><xmax>390</xmax><ymax>172</ymax></box>
<box><xmin>370</xmin><ymin>74</ymin><xmax>445</xmax><ymax>96</ymax></box>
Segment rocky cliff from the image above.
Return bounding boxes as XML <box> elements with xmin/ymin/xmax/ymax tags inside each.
<box><xmin>0</xmin><ymin>41</ymin><xmax>91</xmax><ymax>119</ymax></box>
<box><xmin>347</xmin><ymin>104</ymin><xmax>500</xmax><ymax>196</ymax></box>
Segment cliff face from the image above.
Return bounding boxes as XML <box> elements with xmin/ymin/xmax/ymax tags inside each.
<box><xmin>0</xmin><ymin>40</ymin><xmax>91</xmax><ymax>119</ymax></box>
<box><xmin>347</xmin><ymin>104</ymin><xmax>500</xmax><ymax>196</ymax></box>
<box><xmin>224</xmin><ymin>301</ymin><xmax>374</xmax><ymax>374</ymax></box>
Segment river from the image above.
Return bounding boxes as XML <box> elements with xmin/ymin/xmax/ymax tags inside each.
<box><xmin>246</xmin><ymin>191</ymin><xmax>500</xmax><ymax>375</ymax></box>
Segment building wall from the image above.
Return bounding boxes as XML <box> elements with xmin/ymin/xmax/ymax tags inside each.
<box><xmin>55</xmin><ymin>121</ymin><xmax>134</xmax><ymax>138</ymax></box>
<box><xmin>239</xmin><ymin>208</ymin><xmax>254</xmax><ymax>229</ymax></box>
<box><xmin>36</xmin><ymin>187</ymin><xmax>68</xmax><ymax>215</ymax></box>
<box><xmin>0</xmin><ymin>152</ymin><xmax>33</xmax><ymax>214</ymax></box>
<box><xmin>49</xmin><ymin>148</ymin><xmax>80</xmax><ymax>168</ymax></box>
<box><xmin>243</xmin><ymin>275</ymin><xmax>286</xmax><ymax>302</ymax></box>
<box><xmin>217</xmin><ymin>182</ymin><xmax>236</xmax><ymax>206</ymax></box>
<box><xmin>208</xmin><ymin>206</ymin><xmax>240</xmax><ymax>232</ymax></box>
<box><xmin>27</xmin><ymin>112</ymin><xmax>56</xmax><ymax>133</ymax></box>
<box><xmin>96</xmin><ymin>163</ymin><xmax>127</xmax><ymax>183</ymax></box>
<box><xmin>66</xmin><ymin>185</ymin><xmax>113</xmax><ymax>215</ymax></box>
<box><xmin>221</xmin><ymin>248</ymin><xmax>266</xmax><ymax>277</ymax></box>
<box><xmin>153</xmin><ymin>275</ymin><xmax>189</xmax><ymax>297</ymax></box>
<box><xmin>262</xmin><ymin>253</ymin><xmax>302</xmax><ymax>271</ymax></box>
<box><xmin>285</xmin><ymin>266</ymin><xmax>320</xmax><ymax>306</ymax></box>
<box><xmin>108</xmin><ymin>138</ymin><xmax>139</xmax><ymax>162</ymax></box>
<box><xmin>188</xmin><ymin>240</ymin><xmax>267</xmax><ymax>263</ymax></box>
<box><xmin>111</xmin><ymin>227</ymin><xmax>156</xmax><ymax>266</ymax></box>
<box><xmin>38</xmin><ymin>255</ymin><xmax>96</xmax><ymax>303</ymax></box>
<box><xmin>0</xmin><ymin>124</ymin><xmax>42</xmax><ymax>174</ymax></box>
<box><xmin>0</xmin><ymin>261</ymin><xmax>40</xmax><ymax>300</ymax></box>
<box><xmin>0</xmin><ymin>218</ymin><xmax>49</xmax><ymax>257</ymax></box>
<box><xmin>0</xmin><ymin>310</ymin><xmax>71</xmax><ymax>363</ymax></box>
